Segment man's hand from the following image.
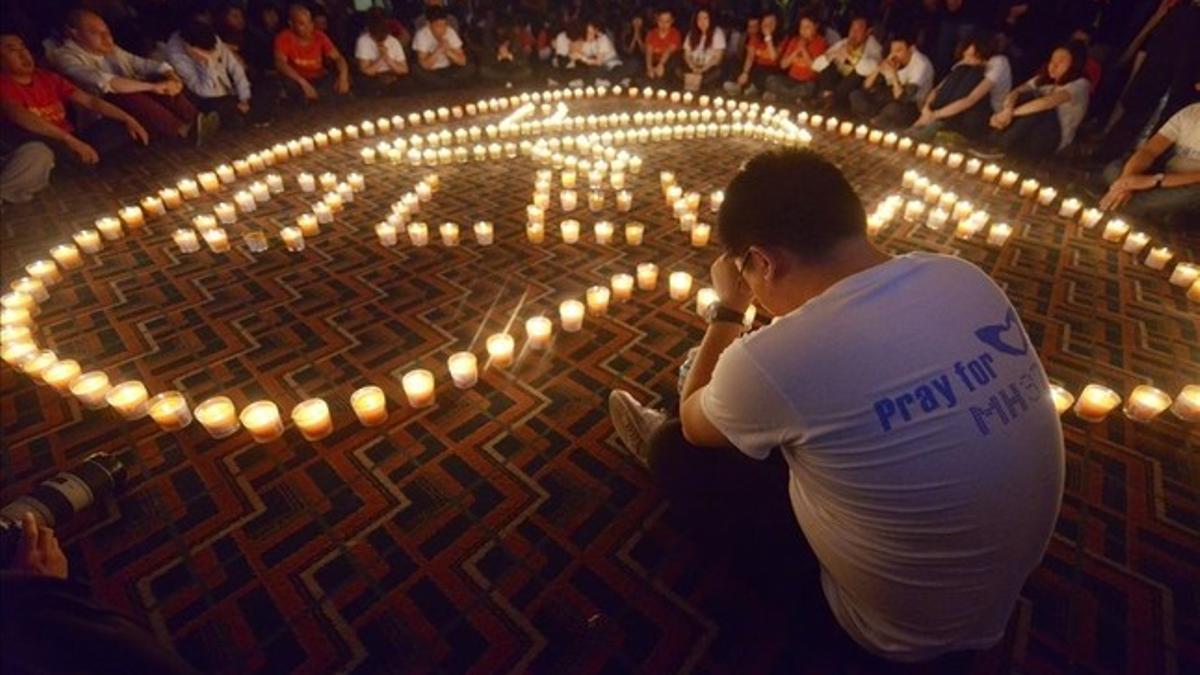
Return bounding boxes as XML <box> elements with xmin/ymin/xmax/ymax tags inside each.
<box><xmin>737</xmin><ymin>72</ymin><xmax>749</xmax><ymax>87</ymax></box>
<box><xmin>335</xmin><ymin>73</ymin><xmax>350</xmax><ymax>94</ymax></box>
<box><xmin>1099</xmin><ymin>186</ymin><xmax>1132</xmax><ymax>211</ymax></box>
<box><xmin>124</xmin><ymin>117</ymin><xmax>150</xmax><ymax>144</ymax></box>
<box><xmin>913</xmin><ymin>107</ymin><xmax>935</xmax><ymax>128</ymax></box>
<box><xmin>1110</xmin><ymin>173</ymin><xmax>1157</xmax><ymax>193</ymax></box>
<box><xmin>65</xmin><ymin>136</ymin><xmax>99</xmax><ymax>164</ymax></box>
<box><xmin>237</xmin><ymin>100</ymin><xmax>251</xmax><ymax>114</ymax></box>
<box><xmin>711</xmin><ymin>253</ymin><xmax>753</xmax><ymax>313</ymax></box>
<box><xmin>989</xmin><ymin>108</ymin><xmax>1013</xmax><ymax>130</ymax></box>
<box><xmin>301</xmin><ymin>80</ymin><xmax>319</xmax><ymax>100</ymax></box>
<box><xmin>155</xmin><ymin>79</ymin><xmax>183</xmax><ymax>96</ymax></box>
<box><xmin>11</xmin><ymin>513</ymin><xmax>69</xmax><ymax>579</ymax></box>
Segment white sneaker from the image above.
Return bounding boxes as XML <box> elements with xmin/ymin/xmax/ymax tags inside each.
<box><xmin>608</xmin><ymin>390</ymin><xmax>667</xmax><ymax>466</ymax></box>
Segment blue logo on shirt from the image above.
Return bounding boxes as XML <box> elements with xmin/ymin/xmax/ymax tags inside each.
<box><xmin>973</xmin><ymin>309</ymin><xmax>1028</xmax><ymax>357</ymax></box>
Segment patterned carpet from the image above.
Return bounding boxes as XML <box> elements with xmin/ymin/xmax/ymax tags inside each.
<box><xmin>1</xmin><ymin>87</ymin><xmax>1198</xmax><ymax>675</ymax></box>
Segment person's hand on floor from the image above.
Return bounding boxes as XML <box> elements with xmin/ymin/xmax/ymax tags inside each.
<box><xmin>65</xmin><ymin>136</ymin><xmax>99</xmax><ymax>164</ymax></box>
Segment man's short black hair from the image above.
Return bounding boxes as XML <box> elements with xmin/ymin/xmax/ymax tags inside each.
<box><xmin>425</xmin><ymin>6</ymin><xmax>448</xmax><ymax>22</ymax></box>
<box><xmin>889</xmin><ymin>28</ymin><xmax>918</xmax><ymax>47</ymax></box>
<box><xmin>181</xmin><ymin>20</ymin><xmax>218</xmax><ymax>50</ymax></box>
<box><xmin>716</xmin><ymin>150</ymin><xmax>866</xmax><ymax>260</ymax></box>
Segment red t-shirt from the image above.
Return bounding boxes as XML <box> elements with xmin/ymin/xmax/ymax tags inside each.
<box><xmin>782</xmin><ymin>35</ymin><xmax>827</xmax><ymax>82</ymax></box>
<box><xmin>646</xmin><ymin>27</ymin><xmax>682</xmax><ymax>56</ymax></box>
<box><xmin>274</xmin><ymin>29</ymin><xmax>336</xmax><ymax>80</ymax></box>
<box><xmin>0</xmin><ymin>70</ymin><xmax>76</xmax><ymax>133</ymax></box>
<box><xmin>747</xmin><ymin>34</ymin><xmax>779</xmax><ymax>67</ymax></box>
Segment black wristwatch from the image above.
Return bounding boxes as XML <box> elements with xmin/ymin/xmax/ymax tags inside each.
<box><xmin>705</xmin><ymin>302</ymin><xmax>745</xmax><ymax>326</ymax></box>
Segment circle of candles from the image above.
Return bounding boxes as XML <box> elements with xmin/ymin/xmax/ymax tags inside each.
<box><xmin>401</xmin><ymin>369</ymin><xmax>437</xmax><ymax>407</ymax></box>
<box><xmin>291</xmin><ymin>398</ymin><xmax>333</xmax><ymax>440</ymax></box>
<box><xmin>1123</xmin><ymin>385</ymin><xmax>1172</xmax><ymax>422</ymax></box>
<box><xmin>625</xmin><ymin>222</ymin><xmax>644</xmax><ymax>246</ymax></box>
<box><xmin>11</xmin><ymin>277</ymin><xmax>48</xmax><ymax>302</ymax></box>
<box><xmin>636</xmin><ymin>263</ymin><xmax>659</xmax><ymax>290</ymax></box>
<box><xmin>1143</xmin><ymin>246</ymin><xmax>1172</xmax><ymax>270</ymax></box>
<box><xmin>594</xmin><ymin>221</ymin><xmax>614</xmax><ymax>244</ymax></box>
<box><xmin>560</xmin><ymin>220</ymin><xmax>580</xmax><ymax>244</ymax></box>
<box><xmin>106</xmin><ymin>380</ymin><xmax>149</xmax><ymax>419</ymax></box>
<box><xmin>148</xmin><ymin>391</ymin><xmax>193</xmax><ymax>431</ymax></box>
<box><xmin>439</xmin><ymin>222</ymin><xmax>460</xmax><ymax>246</ymax></box>
<box><xmin>668</xmin><ymin>271</ymin><xmax>693</xmax><ymax>300</ymax></box>
<box><xmin>173</xmin><ymin>229</ymin><xmax>201</xmax><ymax>253</ymax></box>
<box><xmin>1073</xmin><ymin>384</ymin><xmax>1121</xmax><ymax>422</ymax></box>
<box><xmin>351</xmin><ymin>386</ymin><xmax>388</xmax><ymax>426</ymax></box>
<box><xmin>50</xmin><ymin>243</ymin><xmax>83</xmax><ymax>269</ymax></box>
<box><xmin>474</xmin><ymin>221</ymin><xmax>494</xmax><ymax>245</ymax></box>
<box><xmin>194</xmin><ymin>396</ymin><xmax>240</xmax><ymax>438</ymax></box>
<box><xmin>281</xmin><ymin>227</ymin><xmax>305</xmax><ymax>252</ymax></box>
<box><xmin>42</xmin><ymin>359</ymin><xmax>81</xmax><ymax>393</ymax></box>
<box><xmin>69</xmin><ymin>371</ymin><xmax>111</xmax><ymax>409</ymax></box>
<box><xmin>555</xmin><ymin>298</ymin><xmax>584</xmax><ymax>333</ymax></box>
<box><xmin>1048</xmin><ymin>384</ymin><xmax>1074</xmax><ymax>415</ymax></box>
<box><xmin>240</xmin><ymin>401</ymin><xmax>283</xmax><ymax>442</ymax></box>
<box><xmin>611</xmin><ymin>273</ymin><xmax>634</xmax><ymax>302</ymax></box>
<box><xmin>525</xmin><ymin>317</ymin><xmax>553</xmax><ymax>349</ymax></box>
<box><xmin>1170</xmin><ymin>385</ymin><xmax>1200</xmax><ymax>422</ymax></box>
<box><xmin>586</xmin><ymin>286</ymin><xmax>611</xmax><ymax>316</ymax></box>
<box><xmin>26</xmin><ymin>260</ymin><xmax>62</xmax><ymax>285</ymax></box>
<box><xmin>73</xmin><ymin>229</ymin><xmax>102</xmax><ymax>254</ymax></box>
<box><xmin>447</xmin><ymin>352</ymin><xmax>478</xmax><ymax>389</ymax></box>
<box><xmin>1169</xmin><ymin>262</ymin><xmax>1198</xmax><ymax>287</ymax></box>
<box><xmin>203</xmin><ymin>228</ymin><xmax>230</xmax><ymax>253</ymax></box>
<box><xmin>486</xmin><ymin>333</ymin><xmax>515</xmax><ymax>368</ymax></box>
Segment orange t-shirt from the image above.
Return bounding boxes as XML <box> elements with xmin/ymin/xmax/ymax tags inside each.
<box><xmin>747</xmin><ymin>34</ymin><xmax>779</xmax><ymax>67</ymax></box>
<box><xmin>0</xmin><ymin>70</ymin><xmax>76</xmax><ymax>133</ymax></box>
<box><xmin>646</xmin><ymin>27</ymin><xmax>682</xmax><ymax>56</ymax></box>
<box><xmin>274</xmin><ymin>29</ymin><xmax>336</xmax><ymax>81</ymax></box>
<box><xmin>782</xmin><ymin>35</ymin><xmax>827</xmax><ymax>82</ymax></box>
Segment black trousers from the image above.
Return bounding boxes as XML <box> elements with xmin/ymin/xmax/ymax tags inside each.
<box><xmin>995</xmin><ymin>91</ymin><xmax>1062</xmax><ymax>158</ymax></box>
<box><xmin>412</xmin><ymin>64</ymin><xmax>475</xmax><ymax>89</ymax></box>
<box><xmin>849</xmin><ymin>82</ymin><xmax>920</xmax><ymax>128</ymax></box>
<box><xmin>817</xmin><ymin>67</ymin><xmax>864</xmax><ymax>111</ymax></box>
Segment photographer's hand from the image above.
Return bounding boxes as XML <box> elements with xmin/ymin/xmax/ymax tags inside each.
<box><xmin>11</xmin><ymin>512</ymin><xmax>68</xmax><ymax>579</ymax></box>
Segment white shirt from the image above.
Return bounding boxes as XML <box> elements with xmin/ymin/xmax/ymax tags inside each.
<box><xmin>702</xmin><ymin>253</ymin><xmax>1064</xmax><ymax>662</ymax></box>
<box><xmin>813</xmin><ymin>35</ymin><xmax>882</xmax><ymax>77</ymax></box>
<box><xmin>411</xmin><ymin>25</ymin><xmax>462</xmax><ymax>70</ymax></box>
<box><xmin>554</xmin><ymin>32</ymin><xmax>619</xmax><ymax>67</ymax></box>
<box><xmin>683</xmin><ymin>28</ymin><xmax>726</xmax><ymax>69</ymax></box>
<box><xmin>355</xmin><ymin>33</ymin><xmax>406</xmax><ymax>68</ymax></box>
<box><xmin>896</xmin><ymin>48</ymin><xmax>935</xmax><ymax>103</ymax></box>
<box><xmin>985</xmin><ymin>55</ymin><xmax>1012</xmax><ymax>113</ymax></box>
<box><xmin>1159</xmin><ymin>103</ymin><xmax>1200</xmax><ymax>173</ymax></box>
<box><xmin>1033</xmin><ymin>77</ymin><xmax>1089</xmax><ymax>149</ymax></box>
<box><xmin>48</xmin><ymin>38</ymin><xmax>174</xmax><ymax>95</ymax></box>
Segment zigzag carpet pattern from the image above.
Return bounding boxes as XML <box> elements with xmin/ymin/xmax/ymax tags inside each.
<box><xmin>1</xmin><ymin>90</ymin><xmax>1198</xmax><ymax>674</ymax></box>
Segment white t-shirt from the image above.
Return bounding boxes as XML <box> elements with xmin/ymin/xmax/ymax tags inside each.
<box><xmin>554</xmin><ymin>32</ymin><xmax>619</xmax><ymax>66</ymax></box>
<box><xmin>813</xmin><ymin>35</ymin><xmax>882</xmax><ymax>77</ymax></box>
<box><xmin>985</xmin><ymin>55</ymin><xmax>1012</xmax><ymax>113</ymax></box>
<box><xmin>683</xmin><ymin>28</ymin><xmax>727</xmax><ymax>69</ymax></box>
<box><xmin>702</xmin><ymin>253</ymin><xmax>1064</xmax><ymax>662</ymax></box>
<box><xmin>1033</xmin><ymin>77</ymin><xmax>1089</xmax><ymax>149</ymax></box>
<box><xmin>411</xmin><ymin>25</ymin><xmax>462</xmax><ymax>70</ymax></box>
<box><xmin>1159</xmin><ymin>103</ymin><xmax>1200</xmax><ymax>173</ymax></box>
<box><xmin>355</xmin><ymin>33</ymin><xmax>406</xmax><ymax>68</ymax></box>
<box><xmin>897</xmin><ymin>48</ymin><xmax>935</xmax><ymax>103</ymax></box>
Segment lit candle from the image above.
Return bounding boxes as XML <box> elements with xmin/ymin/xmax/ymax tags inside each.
<box><xmin>1122</xmin><ymin>231</ymin><xmax>1150</xmax><ymax>254</ymax></box>
<box><xmin>216</xmin><ymin>164</ymin><xmax>236</xmax><ymax>183</ymax></box>
<box><xmin>439</xmin><ymin>222</ymin><xmax>460</xmax><ymax>246</ymax></box>
<box><xmin>50</xmin><ymin>244</ymin><xmax>83</xmax><ymax>269</ymax></box>
<box><xmin>1049</xmin><ymin>384</ymin><xmax>1074</xmax><ymax>415</ymax></box>
<box><xmin>350</xmin><ymin>386</ymin><xmax>388</xmax><ymax>426</ymax></box>
<box><xmin>902</xmin><ymin>169</ymin><xmax>920</xmax><ymax>189</ymax></box>
<box><xmin>376</xmin><ymin>222</ymin><xmax>398</xmax><ymax>247</ymax></box>
<box><xmin>924</xmin><ymin>183</ymin><xmax>943</xmax><ymax>204</ymax></box>
<box><xmin>9</xmin><ymin>277</ymin><xmax>47</xmax><ymax>302</ymax></box>
<box><xmin>1101</xmin><ymin>219</ymin><xmax>1130</xmax><ymax>242</ymax></box>
<box><xmin>106</xmin><ymin>380</ymin><xmax>149</xmax><ymax>419</ymax></box>
<box><xmin>526</xmin><ymin>204</ymin><xmax>544</xmax><ymax>225</ymax></box>
<box><xmin>669</xmin><ymin>271</ymin><xmax>693</xmax><ymax>300</ymax></box>
<box><xmin>594</xmin><ymin>221</ymin><xmax>614</xmax><ymax>244</ymax></box>
<box><xmin>297</xmin><ymin>213</ymin><xmax>320</xmax><ymax>237</ymax></box>
<box><xmin>1169</xmin><ymin>262</ymin><xmax>1199</xmax><ymax>287</ymax></box>
<box><xmin>559</xmin><ymin>300</ymin><xmax>585</xmax><ymax>332</ymax></box>
<box><xmin>691</xmin><ymin>223</ymin><xmax>711</xmax><ymax>247</ymax></box>
<box><xmin>265</xmin><ymin>173</ymin><xmax>284</xmax><ymax>194</ymax></box>
<box><xmin>954</xmin><ymin>216</ymin><xmax>984</xmax><ymax>240</ymax></box>
<box><xmin>868</xmin><ymin>129</ymin><xmax>883</xmax><ymax>144</ymax></box>
<box><xmin>525</xmin><ymin>316</ymin><xmax>553</xmax><ymax>349</ymax></box>
<box><xmin>447</xmin><ymin>352</ymin><xmax>478</xmax><ymax>388</ymax></box>
<box><xmin>611</xmin><ymin>273</ymin><xmax>634</xmax><ymax>302</ymax></box>
<box><xmin>0</xmin><ymin>307</ymin><xmax>32</xmax><ymax>328</ymax></box>
<box><xmin>987</xmin><ymin>223</ymin><xmax>1013</xmax><ymax>246</ymax></box>
<box><xmin>241</xmin><ymin>401</ymin><xmax>283</xmax><ymax>442</ymax></box>
<box><xmin>1144</xmin><ymin>246</ymin><xmax>1172</xmax><ymax>270</ymax></box>
<box><xmin>526</xmin><ymin>222</ymin><xmax>545</xmax><ymax>244</ymax></box>
<box><xmin>952</xmin><ymin>200</ymin><xmax>973</xmax><ymax>221</ymax></box>
<box><xmin>313</xmin><ymin>202</ymin><xmax>333</xmax><ymax>224</ymax></box>
<box><xmin>560</xmin><ymin>219</ymin><xmax>580</xmax><ymax>244</ymax></box>
<box><xmin>1171</xmin><ymin>385</ymin><xmax>1200</xmax><ymax>422</ymax></box>
<box><xmin>964</xmin><ymin>158</ymin><xmax>981</xmax><ymax>175</ymax></box>
<box><xmin>280</xmin><ymin>226</ymin><xmax>305</xmax><ymax>252</ymax></box>
<box><xmin>660</xmin><ymin>170</ymin><xmax>675</xmax><ymax>191</ymax></box>
<box><xmin>0</xmin><ymin>341</ymin><xmax>35</xmax><ymax>366</ymax></box>
<box><xmin>291</xmin><ymin>398</ymin><xmax>332</xmax><ymax>440</ymax></box>
<box><xmin>140</xmin><ymin>196</ymin><xmax>165</xmax><ymax>217</ymax></box>
<box><xmin>21</xmin><ymin>349</ymin><xmax>58</xmax><ymax>378</ymax></box>
<box><xmin>637</xmin><ymin>263</ymin><xmax>659</xmax><ymax>290</ymax></box>
<box><xmin>1019</xmin><ymin>178</ymin><xmax>1039</xmax><ymax>197</ymax></box>
<box><xmin>69</xmin><ymin>371</ymin><xmax>110</xmax><ymax>409</ymax></box>
<box><xmin>297</xmin><ymin>172</ymin><xmax>316</xmax><ymax>192</ymax></box>
<box><xmin>588</xmin><ymin>191</ymin><xmax>605</xmax><ymax>212</ymax></box>
<box><xmin>904</xmin><ymin>200</ymin><xmax>926</xmax><ymax>222</ymax></box>
<box><xmin>416</xmin><ymin>182</ymin><xmax>433</xmax><ymax>202</ymax></box>
<box><xmin>486</xmin><ymin>333</ymin><xmax>515</xmax><ymax>367</ymax></box>
<box><xmin>915</xmin><ymin>142</ymin><xmax>931</xmax><ymax>157</ymax></box>
<box><xmin>1123</xmin><ymin>385</ymin><xmax>1172</xmax><ymax>422</ymax></box>
<box><xmin>586</xmin><ymin>286</ymin><xmax>611</xmax><ymax>316</ymax></box>
<box><xmin>347</xmin><ymin>172</ymin><xmax>365</xmax><ymax>192</ymax></box>
<box><xmin>999</xmin><ymin>170</ymin><xmax>1019</xmax><ymax>188</ymax></box>
<box><xmin>249</xmin><ymin>181</ymin><xmax>270</xmax><ymax>203</ymax></box>
<box><xmin>946</xmin><ymin>151</ymin><xmax>963</xmax><ymax>169</ymax></box>
<box><xmin>173</xmin><ymin>228</ymin><xmax>200</xmax><ymax>253</ymax></box>
<box><xmin>616</xmin><ymin>190</ymin><xmax>632</xmax><ymax>212</ymax></box>
<box><xmin>147</xmin><ymin>390</ymin><xmax>192</xmax><ymax>431</ymax></box>
<box><xmin>610</xmin><ymin>172</ymin><xmax>626</xmax><ymax>190</ymax></box>
<box><xmin>1058</xmin><ymin>198</ymin><xmax>1081</xmax><ymax>218</ymax></box>
<box><xmin>192</xmin><ymin>396</ymin><xmax>239</xmax><ymax>438</ymax></box>
<box><xmin>203</xmin><ymin>228</ymin><xmax>230</xmax><ymax>253</ymax></box>
<box><xmin>73</xmin><ymin>229</ymin><xmax>102</xmax><ymax>254</ymax></box>
<box><xmin>625</xmin><ymin>222</ymin><xmax>644</xmax><ymax>245</ymax></box>
<box><xmin>214</xmin><ymin>201</ymin><xmax>237</xmax><ymax>224</ymax></box>
<box><xmin>25</xmin><ymin>259</ymin><xmax>61</xmax><ymax>285</ymax></box>
<box><xmin>926</xmin><ymin>208</ymin><xmax>949</xmax><ymax>230</ymax></box>
<box><xmin>198</xmin><ymin>172</ymin><xmax>220</xmax><ymax>192</ymax></box>
<box><xmin>119</xmin><ymin>206</ymin><xmax>145</xmax><ymax>228</ymax></box>
<box><xmin>931</xmin><ymin>146</ymin><xmax>948</xmax><ymax>163</ymax></box>
<box><xmin>361</xmin><ymin>147</ymin><xmax>377</xmax><ymax>164</ymax></box>
<box><xmin>42</xmin><ymin>359</ymin><xmax>81</xmax><ymax>393</ymax></box>
<box><xmin>336</xmin><ymin>183</ymin><xmax>354</xmax><ymax>204</ymax></box>
<box><xmin>897</xmin><ymin>136</ymin><xmax>914</xmax><ymax>152</ymax></box>
<box><xmin>1073</xmin><ymin>384</ymin><xmax>1121</xmax><ymax>422</ymax></box>
<box><xmin>474</xmin><ymin>221</ymin><xmax>494</xmax><ymax>245</ymax></box>
<box><xmin>407</xmin><ymin>222</ymin><xmax>429</xmax><ymax>246</ymax></box>
<box><xmin>696</xmin><ymin>287</ymin><xmax>718</xmax><ymax>317</ymax></box>
<box><xmin>1036</xmin><ymin>186</ymin><xmax>1057</xmax><ymax>206</ymax></box>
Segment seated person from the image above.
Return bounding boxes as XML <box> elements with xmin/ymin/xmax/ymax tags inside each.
<box><xmin>988</xmin><ymin>43</ymin><xmax>1089</xmax><ymax>159</ymax></box>
<box><xmin>273</xmin><ymin>3</ymin><xmax>350</xmax><ymax>102</ymax></box>
<box><xmin>0</xmin><ymin>32</ymin><xmax>147</xmax><ymax>203</ymax></box>
<box><xmin>765</xmin><ymin>13</ymin><xmax>827</xmax><ymax>103</ymax></box>
<box><xmin>213</xmin><ymin>3</ymin><xmax>249</xmax><ymax>67</ymax></box>
<box><xmin>910</xmin><ymin>33</ymin><xmax>1000</xmax><ymax>141</ymax></box>
<box><xmin>813</xmin><ymin>15</ymin><xmax>881</xmax><ymax>111</ymax></box>
<box><xmin>354</xmin><ymin>8</ymin><xmax>409</xmax><ymax>95</ymax></box>
<box><xmin>167</xmin><ymin>21</ymin><xmax>271</xmax><ymax>128</ymax></box>
<box><xmin>619</xmin><ymin>13</ymin><xmax>646</xmax><ymax>62</ymax></box>
<box><xmin>644</xmin><ymin>8</ymin><xmax>681</xmax><ymax>82</ymax></box>
<box><xmin>677</xmin><ymin>9</ymin><xmax>725</xmax><ymax>91</ymax></box>
<box><xmin>48</xmin><ymin>9</ymin><xmax>205</xmax><ymax>143</ymax></box>
<box><xmin>479</xmin><ymin>19</ymin><xmax>534</xmax><ymax>87</ymax></box>
<box><xmin>244</xmin><ymin>1</ymin><xmax>282</xmax><ymax>75</ymax></box>
<box><xmin>723</xmin><ymin>11</ymin><xmax>781</xmax><ymax>96</ymax></box>
<box><xmin>411</xmin><ymin>6</ymin><xmax>472</xmax><ymax>88</ymax></box>
<box><xmin>550</xmin><ymin>18</ymin><xmax>622</xmax><ymax>84</ymax></box>
<box><xmin>1099</xmin><ymin>101</ymin><xmax>1200</xmax><ymax>228</ymax></box>
<box><xmin>608</xmin><ymin>148</ymin><xmax>1064</xmax><ymax>667</ymax></box>
<box><xmin>849</xmin><ymin>31</ymin><xmax>934</xmax><ymax>129</ymax></box>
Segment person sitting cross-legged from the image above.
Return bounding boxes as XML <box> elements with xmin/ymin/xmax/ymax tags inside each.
<box><xmin>849</xmin><ymin>30</ymin><xmax>934</xmax><ymax>128</ymax></box>
<box><xmin>764</xmin><ymin>13</ymin><xmax>828</xmax><ymax>103</ymax></box>
<box><xmin>354</xmin><ymin>8</ymin><xmax>410</xmax><ymax>96</ymax></box>
<box><xmin>479</xmin><ymin>19</ymin><xmax>535</xmax><ymax>88</ymax></box>
<box><xmin>411</xmin><ymin>6</ymin><xmax>473</xmax><ymax>89</ymax></box>
<box><xmin>0</xmin><ymin>32</ymin><xmax>147</xmax><ymax>204</ymax></box>
<box><xmin>1099</xmin><ymin>100</ymin><xmax>1200</xmax><ymax>229</ymax></box>
<box><xmin>644</xmin><ymin>8</ymin><xmax>681</xmax><ymax>83</ymax></box>
<box><xmin>609</xmin><ymin>149</ymin><xmax>1065</xmax><ymax>666</ymax></box>
<box><xmin>812</xmin><ymin>15</ymin><xmax>881</xmax><ymax>112</ymax></box>
<box><xmin>273</xmin><ymin>3</ymin><xmax>351</xmax><ymax>102</ymax></box>
<box><xmin>166</xmin><ymin>21</ymin><xmax>273</xmax><ymax>128</ymax></box>
<box><xmin>677</xmin><ymin>8</ymin><xmax>725</xmax><ymax>92</ymax></box>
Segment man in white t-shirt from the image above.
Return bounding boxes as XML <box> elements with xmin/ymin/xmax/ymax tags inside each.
<box><xmin>354</xmin><ymin>9</ymin><xmax>409</xmax><ymax>95</ymax></box>
<box><xmin>410</xmin><ymin>6</ymin><xmax>472</xmax><ymax>88</ymax></box>
<box><xmin>813</xmin><ymin>15</ymin><xmax>881</xmax><ymax>111</ymax></box>
<box><xmin>850</xmin><ymin>31</ymin><xmax>933</xmax><ymax>129</ymax></box>
<box><xmin>609</xmin><ymin>150</ymin><xmax>1064</xmax><ymax>664</ymax></box>
<box><xmin>1100</xmin><ymin>101</ymin><xmax>1200</xmax><ymax>227</ymax></box>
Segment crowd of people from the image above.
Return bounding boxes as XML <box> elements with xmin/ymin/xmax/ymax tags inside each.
<box><xmin>0</xmin><ymin>0</ymin><xmax>1197</xmax><ymax>225</ymax></box>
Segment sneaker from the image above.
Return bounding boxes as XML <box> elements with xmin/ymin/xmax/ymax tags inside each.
<box><xmin>744</xmin><ymin>84</ymin><xmax>759</xmax><ymax>96</ymax></box>
<box><xmin>595</xmin><ymin>78</ymin><xmax>611</xmax><ymax>88</ymax></box>
<box><xmin>195</xmin><ymin>111</ymin><xmax>220</xmax><ymax>147</ymax></box>
<box><xmin>969</xmin><ymin>146</ymin><xmax>1005</xmax><ymax>160</ymax></box>
<box><xmin>722</xmin><ymin>81</ymin><xmax>741</xmax><ymax>95</ymax></box>
<box><xmin>608</xmin><ymin>390</ymin><xmax>667</xmax><ymax>467</ymax></box>
<box><xmin>568</xmin><ymin>78</ymin><xmax>585</xmax><ymax>88</ymax></box>
<box><xmin>546</xmin><ymin>77</ymin><xmax>560</xmax><ymax>87</ymax></box>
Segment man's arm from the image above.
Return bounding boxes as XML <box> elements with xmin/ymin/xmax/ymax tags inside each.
<box><xmin>1012</xmin><ymin>88</ymin><xmax>1069</xmax><ymax>116</ymax></box>
<box><xmin>0</xmin><ymin>100</ymin><xmax>98</xmax><ymax>161</ymax></box>
<box><xmin>274</xmin><ymin>48</ymin><xmax>315</xmax><ymax>94</ymax></box>
<box><xmin>68</xmin><ymin>88</ymin><xmax>147</xmax><ymax>141</ymax></box>
<box><xmin>933</xmin><ymin>77</ymin><xmax>993</xmax><ymax>119</ymax></box>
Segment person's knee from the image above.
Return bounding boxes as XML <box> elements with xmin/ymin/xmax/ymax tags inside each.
<box><xmin>646</xmin><ymin>419</ymin><xmax>688</xmax><ymax>484</ymax></box>
<box><xmin>20</xmin><ymin>141</ymin><xmax>56</xmax><ymax>172</ymax></box>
